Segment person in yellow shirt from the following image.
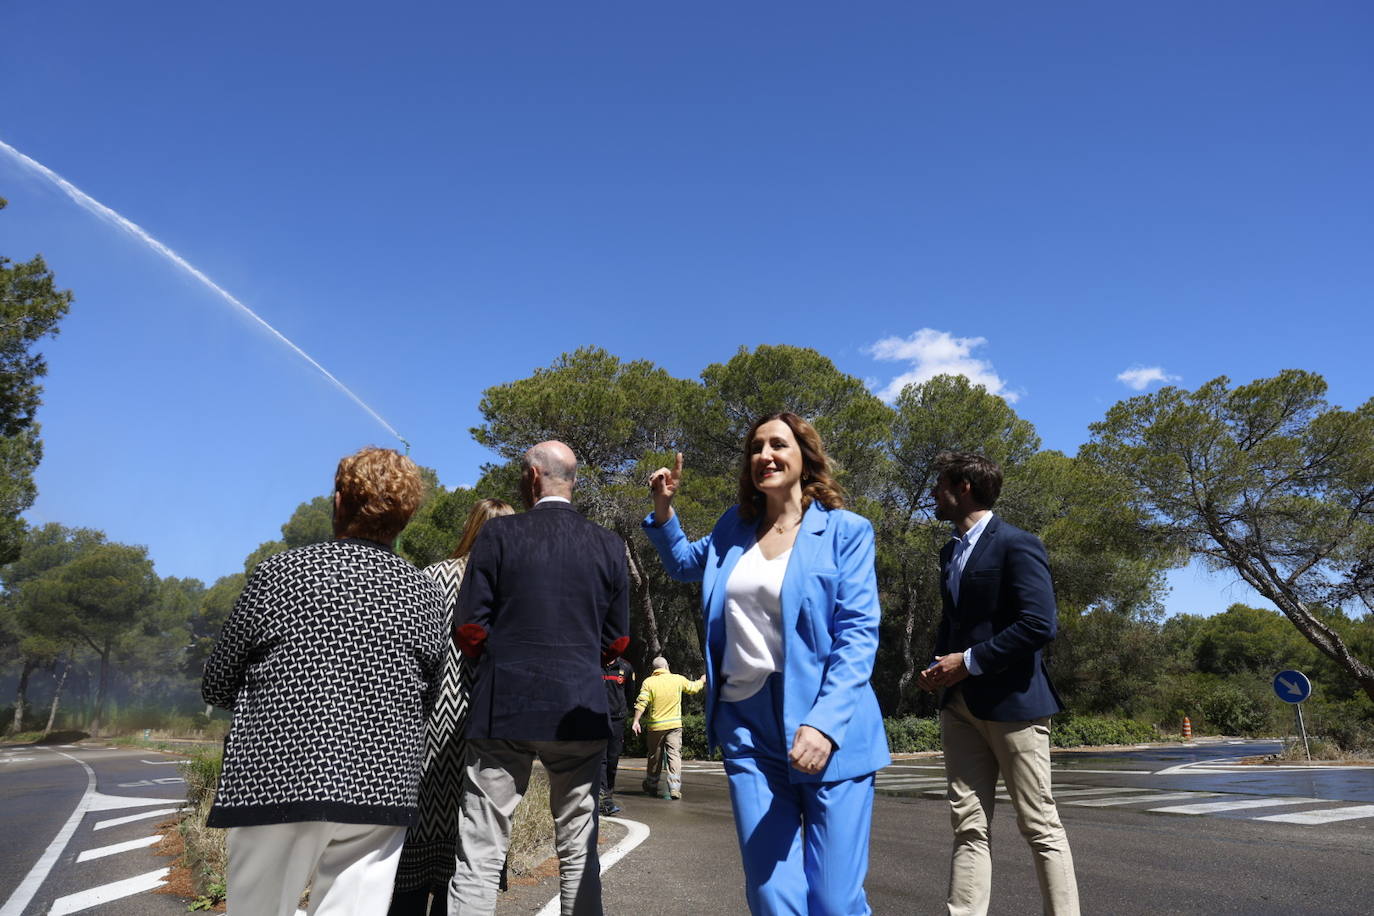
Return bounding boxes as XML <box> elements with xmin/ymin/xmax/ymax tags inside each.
<box><xmin>631</xmin><ymin>656</ymin><xmax>705</xmax><ymax>800</ymax></box>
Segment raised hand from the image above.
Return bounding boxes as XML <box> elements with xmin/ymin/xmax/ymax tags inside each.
<box><xmin>648</xmin><ymin>452</ymin><xmax>683</xmax><ymax>525</ymax></box>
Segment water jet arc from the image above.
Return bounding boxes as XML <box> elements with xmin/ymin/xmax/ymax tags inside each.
<box><xmin>0</xmin><ymin>137</ymin><xmax>406</xmax><ymax>447</ymax></box>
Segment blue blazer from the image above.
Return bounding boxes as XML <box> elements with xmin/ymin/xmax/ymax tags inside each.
<box><xmin>934</xmin><ymin>514</ymin><xmax>1065</xmax><ymax>722</ymax></box>
<box><xmin>643</xmin><ymin>503</ymin><xmax>891</xmax><ymax>783</ymax></box>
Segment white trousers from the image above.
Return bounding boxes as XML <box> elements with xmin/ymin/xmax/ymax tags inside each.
<box><xmin>227</xmin><ymin>821</ymin><xmax>407</xmax><ymax>916</ymax></box>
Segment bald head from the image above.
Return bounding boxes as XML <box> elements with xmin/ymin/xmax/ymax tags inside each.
<box><xmin>523</xmin><ymin>440</ymin><xmax>577</xmax><ymax>502</ymax></box>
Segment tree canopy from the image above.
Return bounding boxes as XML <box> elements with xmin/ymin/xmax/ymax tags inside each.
<box><xmin>1086</xmin><ymin>371</ymin><xmax>1374</xmax><ymax>702</ymax></box>
<box><xmin>0</xmin><ymin>197</ymin><xmax>73</xmax><ymax>562</ymax></box>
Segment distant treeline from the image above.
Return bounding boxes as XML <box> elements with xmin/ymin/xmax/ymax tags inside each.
<box><xmin>4</xmin><ymin>346</ymin><xmax>1371</xmax><ymax>749</ymax></box>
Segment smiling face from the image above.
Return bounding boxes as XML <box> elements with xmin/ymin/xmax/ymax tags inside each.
<box><xmin>749</xmin><ymin>419</ymin><xmax>805</xmax><ymax>497</ymax></box>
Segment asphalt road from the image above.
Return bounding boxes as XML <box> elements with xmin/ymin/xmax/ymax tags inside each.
<box><xmin>8</xmin><ymin>739</ymin><xmax>1371</xmax><ymax>914</ymax></box>
<box><xmin>0</xmin><ymin>743</ymin><xmax>188</xmax><ymax>916</ymax></box>
<box><xmin>566</xmin><ymin>740</ymin><xmax>1374</xmax><ymax>915</ymax></box>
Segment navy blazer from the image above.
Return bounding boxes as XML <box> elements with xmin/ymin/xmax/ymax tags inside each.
<box><xmin>456</xmin><ymin>501</ymin><xmax>630</xmax><ymax>741</ymax></box>
<box><xmin>643</xmin><ymin>503</ymin><xmax>891</xmax><ymax>783</ymax></box>
<box><xmin>934</xmin><ymin>514</ymin><xmax>1064</xmax><ymax>722</ymax></box>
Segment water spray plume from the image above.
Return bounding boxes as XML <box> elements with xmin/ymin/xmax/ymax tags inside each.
<box><xmin>0</xmin><ymin>137</ymin><xmax>407</xmax><ymax>447</ymax></box>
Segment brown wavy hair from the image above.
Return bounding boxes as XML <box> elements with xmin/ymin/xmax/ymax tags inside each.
<box><xmin>736</xmin><ymin>412</ymin><xmax>846</xmax><ymax>522</ymax></box>
<box><xmin>450</xmin><ymin>498</ymin><xmax>515</xmax><ymax>559</ymax></box>
<box><xmin>333</xmin><ymin>447</ymin><xmax>425</xmax><ymax>543</ymax></box>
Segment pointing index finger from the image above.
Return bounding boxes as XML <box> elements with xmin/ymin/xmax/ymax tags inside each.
<box><xmin>673</xmin><ymin>451</ymin><xmax>684</xmax><ymax>476</ymax></box>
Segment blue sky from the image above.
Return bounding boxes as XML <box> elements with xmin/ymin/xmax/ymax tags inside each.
<box><xmin>1</xmin><ymin>2</ymin><xmax>1370</xmax><ymax>616</ymax></box>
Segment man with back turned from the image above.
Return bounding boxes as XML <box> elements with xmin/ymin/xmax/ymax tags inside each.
<box><xmin>918</xmin><ymin>451</ymin><xmax>1080</xmax><ymax>916</ymax></box>
<box><xmin>448</xmin><ymin>441</ymin><xmax>630</xmax><ymax>916</ymax></box>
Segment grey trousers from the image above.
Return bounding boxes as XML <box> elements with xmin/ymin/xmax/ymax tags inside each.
<box><xmin>448</xmin><ymin>738</ymin><xmax>607</xmax><ymax>916</ymax></box>
<box><xmin>941</xmin><ymin>689</ymin><xmax>1080</xmax><ymax>916</ymax></box>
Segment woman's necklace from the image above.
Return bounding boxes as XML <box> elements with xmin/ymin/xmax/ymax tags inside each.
<box><xmin>765</xmin><ymin>513</ymin><xmax>803</xmax><ymax>535</ymax></box>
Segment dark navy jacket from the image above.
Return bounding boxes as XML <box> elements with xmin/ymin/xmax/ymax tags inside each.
<box><xmin>456</xmin><ymin>501</ymin><xmax>630</xmax><ymax>741</ymax></box>
<box><xmin>934</xmin><ymin>514</ymin><xmax>1065</xmax><ymax>722</ymax></box>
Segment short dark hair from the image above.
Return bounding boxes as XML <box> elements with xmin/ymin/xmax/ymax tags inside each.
<box><xmin>934</xmin><ymin>451</ymin><xmax>1003</xmax><ymax>509</ymax></box>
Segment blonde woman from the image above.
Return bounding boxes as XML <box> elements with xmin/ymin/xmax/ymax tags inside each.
<box><xmin>391</xmin><ymin>498</ymin><xmax>514</xmax><ymax>916</ymax></box>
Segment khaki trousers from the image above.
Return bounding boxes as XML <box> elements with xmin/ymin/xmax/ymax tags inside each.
<box><xmin>643</xmin><ymin>727</ymin><xmax>683</xmax><ymax>797</ymax></box>
<box><xmin>448</xmin><ymin>738</ymin><xmax>606</xmax><ymax>916</ymax></box>
<box><xmin>226</xmin><ymin>821</ymin><xmax>406</xmax><ymax>916</ymax></box>
<box><xmin>941</xmin><ymin>689</ymin><xmax>1079</xmax><ymax>916</ymax></box>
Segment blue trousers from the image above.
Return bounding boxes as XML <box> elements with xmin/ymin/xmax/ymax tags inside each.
<box><xmin>717</xmin><ymin>676</ymin><xmax>875</xmax><ymax>916</ymax></box>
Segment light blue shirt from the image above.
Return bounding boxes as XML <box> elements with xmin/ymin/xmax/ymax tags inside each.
<box><xmin>947</xmin><ymin>512</ymin><xmax>993</xmax><ymax>677</ymax></box>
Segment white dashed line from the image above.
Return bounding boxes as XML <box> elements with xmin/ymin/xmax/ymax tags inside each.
<box><xmin>48</xmin><ymin>868</ymin><xmax>170</xmax><ymax>915</ymax></box>
<box><xmin>1150</xmin><ymin>797</ymin><xmax>1326</xmax><ymax>815</ymax></box>
<box><xmin>76</xmin><ymin>835</ymin><xmax>161</xmax><ymax>862</ymax></box>
<box><xmin>1254</xmin><ymin>805</ymin><xmax>1374</xmax><ymax>825</ymax></box>
<box><xmin>94</xmin><ymin>808</ymin><xmax>179</xmax><ymax>831</ymax></box>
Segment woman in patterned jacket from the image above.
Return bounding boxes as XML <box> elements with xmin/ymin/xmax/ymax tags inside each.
<box><xmin>390</xmin><ymin>498</ymin><xmax>514</xmax><ymax>916</ymax></box>
<box><xmin>202</xmin><ymin>447</ymin><xmax>447</xmax><ymax>916</ymax></box>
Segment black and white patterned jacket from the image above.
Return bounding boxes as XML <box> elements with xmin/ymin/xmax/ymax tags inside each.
<box><xmin>202</xmin><ymin>538</ymin><xmax>446</xmax><ymax>828</ymax></box>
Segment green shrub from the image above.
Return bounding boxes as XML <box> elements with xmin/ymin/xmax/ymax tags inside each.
<box><xmin>1051</xmin><ymin>714</ymin><xmax>1155</xmax><ymax>747</ymax></box>
<box><xmin>679</xmin><ymin>713</ymin><xmax>717</xmax><ymax>760</ymax></box>
<box><xmin>883</xmin><ymin>716</ymin><xmax>941</xmax><ymax>753</ymax></box>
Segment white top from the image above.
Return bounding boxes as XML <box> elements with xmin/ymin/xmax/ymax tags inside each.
<box><xmin>720</xmin><ymin>541</ymin><xmax>790</xmax><ymax>703</ymax></box>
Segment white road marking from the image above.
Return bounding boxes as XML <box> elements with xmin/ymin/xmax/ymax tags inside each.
<box><xmin>876</xmin><ymin>778</ymin><xmax>946</xmax><ymax>787</ymax></box>
<box><xmin>48</xmin><ymin>868</ymin><xmax>170</xmax><ymax>915</ymax></box>
<box><xmin>76</xmin><ymin>834</ymin><xmax>160</xmax><ymax>862</ymax></box>
<box><xmin>0</xmin><ymin>748</ymin><xmax>177</xmax><ymax>916</ymax></box>
<box><xmin>88</xmin><ymin>791</ymin><xmax>181</xmax><ymax>811</ymax></box>
<box><xmin>1051</xmin><ymin>768</ymin><xmax>1152</xmax><ymax>775</ymax></box>
<box><xmin>1150</xmin><ymin>797</ymin><xmax>1325</xmax><ymax>815</ymax></box>
<box><xmin>1048</xmin><ymin>787</ymin><xmax>1154</xmax><ymax>798</ymax></box>
<box><xmin>140</xmin><ymin>759</ymin><xmax>183</xmax><ymax>765</ymax></box>
<box><xmin>0</xmin><ymin>748</ymin><xmax>97</xmax><ymax>916</ymax></box>
<box><xmin>115</xmin><ymin>777</ymin><xmax>184</xmax><ymax>788</ymax></box>
<box><xmin>1254</xmin><ymin>805</ymin><xmax>1374</xmax><ymax>825</ymax></box>
<box><xmin>1072</xmin><ymin>792</ymin><xmax>1223</xmax><ymax>807</ymax></box>
<box><xmin>94</xmin><ymin>808</ymin><xmax>178</xmax><ymax>830</ymax></box>
<box><xmin>534</xmin><ymin>816</ymin><xmax>651</xmax><ymax>916</ymax></box>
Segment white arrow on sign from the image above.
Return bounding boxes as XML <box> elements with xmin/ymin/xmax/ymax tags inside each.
<box><xmin>1279</xmin><ymin>676</ymin><xmax>1304</xmax><ymax>698</ymax></box>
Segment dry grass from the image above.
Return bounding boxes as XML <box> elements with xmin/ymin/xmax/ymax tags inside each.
<box><xmin>1275</xmin><ymin>737</ymin><xmax>1374</xmax><ymax>764</ymax></box>
<box><xmin>177</xmin><ymin>748</ymin><xmax>228</xmax><ymax>907</ymax></box>
<box><xmin>506</xmin><ymin>765</ymin><xmax>557</xmax><ymax>875</ymax></box>
<box><xmin>167</xmin><ymin>746</ymin><xmax>559</xmax><ymax>908</ymax></box>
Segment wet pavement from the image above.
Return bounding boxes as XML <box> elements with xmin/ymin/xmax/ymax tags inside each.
<box><xmin>1049</xmin><ymin>739</ymin><xmax>1374</xmax><ymax>802</ymax></box>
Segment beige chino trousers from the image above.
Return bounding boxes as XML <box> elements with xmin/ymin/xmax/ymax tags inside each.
<box><xmin>941</xmin><ymin>689</ymin><xmax>1080</xmax><ymax>916</ymax></box>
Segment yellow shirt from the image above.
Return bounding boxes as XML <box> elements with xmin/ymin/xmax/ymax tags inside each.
<box><xmin>633</xmin><ymin>669</ymin><xmax>705</xmax><ymax>731</ymax></box>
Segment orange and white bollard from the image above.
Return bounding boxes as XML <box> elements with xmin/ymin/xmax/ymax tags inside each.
<box><xmin>1182</xmin><ymin>716</ymin><xmax>1192</xmax><ymax>740</ymax></box>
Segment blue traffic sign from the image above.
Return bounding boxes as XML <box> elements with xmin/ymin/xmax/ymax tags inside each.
<box><xmin>1273</xmin><ymin>669</ymin><xmax>1312</xmax><ymax>704</ymax></box>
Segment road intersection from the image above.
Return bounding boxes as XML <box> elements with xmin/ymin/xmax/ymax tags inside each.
<box><xmin>3</xmin><ymin>738</ymin><xmax>1371</xmax><ymax>914</ymax></box>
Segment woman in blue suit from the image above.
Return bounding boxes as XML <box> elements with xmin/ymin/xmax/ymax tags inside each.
<box><xmin>643</xmin><ymin>411</ymin><xmax>890</xmax><ymax>915</ymax></box>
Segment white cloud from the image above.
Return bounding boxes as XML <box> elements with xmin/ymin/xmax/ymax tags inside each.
<box><xmin>1116</xmin><ymin>366</ymin><xmax>1181</xmax><ymax>391</ymax></box>
<box><xmin>865</xmin><ymin>328</ymin><xmax>1016</xmax><ymax>403</ymax></box>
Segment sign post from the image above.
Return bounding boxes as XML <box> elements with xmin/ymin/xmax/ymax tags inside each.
<box><xmin>1273</xmin><ymin>669</ymin><xmax>1313</xmax><ymax>762</ymax></box>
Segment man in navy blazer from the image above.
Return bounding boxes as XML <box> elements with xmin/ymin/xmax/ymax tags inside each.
<box><xmin>448</xmin><ymin>440</ymin><xmax>630</xmax><ymax>916</ymax></box>
<box><xmin>918</xmin><ymin>451</ymin><xmax>1080</xmax><ymax>916</ymax></box>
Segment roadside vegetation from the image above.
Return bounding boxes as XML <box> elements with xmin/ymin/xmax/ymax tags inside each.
<box><xmin>169</xmin><ymin>744</ymin><xmax>556</xmax><ymax>910</ymax></box>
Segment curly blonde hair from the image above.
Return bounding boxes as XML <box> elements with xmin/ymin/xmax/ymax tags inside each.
<box><xmin>736</xmin><ymin>412</ymin><xmax>846</xmax><ymax>522</ymax></box>
<box><xmin>333</xmin><ymin>447</ymin><xmax>425</xmax><ymax>543</ymax></box>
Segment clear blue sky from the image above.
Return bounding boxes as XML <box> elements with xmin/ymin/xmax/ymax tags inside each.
<box><xmin>2</xmin><ymin>2</ymin><xmax>1370</xmax><ymax>616</ymax></box>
